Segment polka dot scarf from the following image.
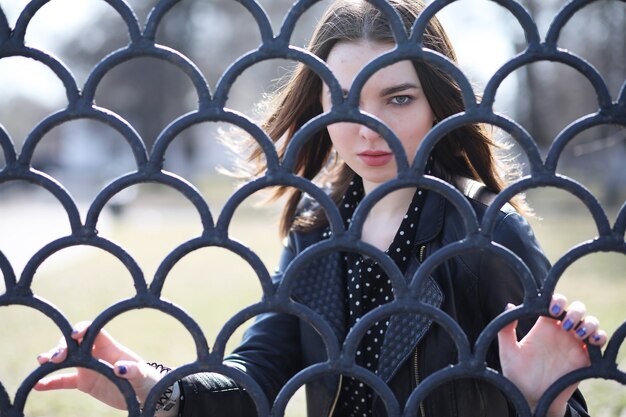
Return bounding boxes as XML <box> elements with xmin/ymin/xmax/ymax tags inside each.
<box><xmin>332</xmin><ymin>170</ymin><xmax>430</xmax><ymax>417</ymax></box>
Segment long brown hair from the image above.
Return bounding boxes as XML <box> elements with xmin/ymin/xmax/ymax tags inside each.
<box><xmin>243</xmin><ymin>0</ymin><xmax>521</xmax><ymax>237</ymax></box>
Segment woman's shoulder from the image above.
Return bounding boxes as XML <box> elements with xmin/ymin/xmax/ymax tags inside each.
<box><xmin>446</xmin><ymin>177</ymin><xmax>549</xmax><ymax>285</ymax></box>
<box><xmin>453</xmin><ymin>176</ymin><xmax>513</xmax><ymax>213</ymax></box>
<box><xmin>447</xmin><ymin>176</ymin><xmax>537</xmax><ymax>248</ymax></box>
<box><xmin>283</xmin><ymin>222</ymin><xmax>327</xmax><ymax>254</ymax></box>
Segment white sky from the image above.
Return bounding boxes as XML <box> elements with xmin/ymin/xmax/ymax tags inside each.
<box><xmin>0</xmin><ymin>0</ymin><xmax>105</xmax><ymax>105</ymax></box>
<box><xmin>435</xmin><ymin>0</ymin><xmax>522</xmax><ymax>111</ymax></box>
<box><xmin>0</xmin><ymin>0</ymin><xmax>519</xmax><ymax>110</ymax></box>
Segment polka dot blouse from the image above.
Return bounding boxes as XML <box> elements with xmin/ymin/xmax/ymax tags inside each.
<box><xmin>329</xmin><ymin>172</ymin><xmax>429</xmax><ymax>417</ymax></box>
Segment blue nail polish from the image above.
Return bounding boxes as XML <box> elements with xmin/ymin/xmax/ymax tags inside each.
<box><xmin>563</xmin><ymin>319</ymin><xmax>574</xmax><ymax>331</ymax></box>
<box><xmin>592</xmin><ymin>334</ymin><xmax>601</xmax><ymax>342</ymax></box>
<box><xmin>576</xmin><ymin>327</ymin><xmax>586</xmax><ymax>337</ymax></box>
<box><xmin>118</xmin><ymin>365</ymin><xmax>127</xmax><ymax>375</ymax></box>
<box><xmin>550</xmin><ymin>305</ymin><xmax>562</xmax><ymax>315</ymax></box>
<box><xmin>51</xmin><ymin>351</ymin><xmax>59</xmax><ymax>359</ymax></box>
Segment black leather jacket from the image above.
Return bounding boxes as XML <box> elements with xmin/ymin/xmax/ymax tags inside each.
<box><xmin>179</xmin><ymin>180</ymin><xmax>588</xmax><ymax>417</ymax></box>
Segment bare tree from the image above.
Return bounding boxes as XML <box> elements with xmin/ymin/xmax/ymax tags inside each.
<box><xmin>54</xmin><ymin>0</ymin><xmax>321</xmax><ymax>174</ymax></box>
<box><xmin>515</xmin><ymin>0</ymin><xmax>625</xmax><ymax>149</ymax></box>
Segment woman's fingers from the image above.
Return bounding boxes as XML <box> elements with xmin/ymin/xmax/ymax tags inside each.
<box><xmin>37</xmin><ymin>321</ymin><xmax>136</xmax><ymax>369</ymax></box>
<box><xmin>112</xmin><ymin>360</ymin><xmax>166</xmax><ymax>405</ymax></box>
<box><xmin>71</xmin><ymin>321</ymin><xmax>92</xmax><ymax>341</ymax></box>
<box><xmin>589</xmin><ymin>329</ymin><xmax>608</xmax><ymax>346</ymax></box>
<box><xmin>576</xmin><ymin>315</ymin><xmax>608</xmax><ymax>347</ymax></box>
<box><xmin>34</xmin><ymin>371</ymin><xmax>79</xmax><ymax>391</ymax></box>
<box><xmin>548</xmin><ymin>293</ymin><xmax>608</xmax><ymax>347</ymax></box>
<box><xmin>548</xmin><ymin>293</ymin><xmax>568</xmax><ymax>317</ymax></box>
<box><xmin>561</xmin><ymin>300</ymin><xmax>586</xmax><ymax>332</ymax></box>
<box><xmin>37</xmin><ymin>342</ymin><xmax>68</xmax><ymax>365</ymax></box>
<box><xmin>114</xmin><ymin>361</ymin><xmax>146</xmax><ymax>380</ymax></box>
<box><xmin>36</xmin><ymin>322</ymin><xmax>91</xmax><ymax>365</ymax></box>
<box><xmin>574</xmin><ymin>315</ymin><xmax>599</xmax><ymax>340</ymax></box>
<box><xmin>33</xmin><ymin>323</ymin><xmax>150</xmax><ymax>410</ymax></box>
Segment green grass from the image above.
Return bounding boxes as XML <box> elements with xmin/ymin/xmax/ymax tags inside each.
<box><xmin>0</xmin><ymin>181</ymin><xmax>624</xmax><ymax>416</ymax></box>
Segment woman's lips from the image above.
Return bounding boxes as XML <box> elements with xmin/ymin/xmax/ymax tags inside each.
<box><xmin>358</xmin><ymin>150</ymin><xmax>393</xmax><ymax>167</ymax></box>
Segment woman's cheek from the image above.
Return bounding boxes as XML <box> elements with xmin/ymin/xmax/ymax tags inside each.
<box><xmin>327</xmin><ymin>123</ymin><xmax>352</xmax><ymax>145</ymax></box>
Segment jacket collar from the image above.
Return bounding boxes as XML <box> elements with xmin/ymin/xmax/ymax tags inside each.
<box><xmin>413</xmin><ymin>185</ymin><xmax>446</xmax><ymax>245</ymax></box>
<box><xmin>292</xmin><ymin>188</ymin><xmax>447</xmax><ymax>383</ymax></box>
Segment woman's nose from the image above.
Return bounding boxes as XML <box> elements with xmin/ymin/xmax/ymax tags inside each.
<box><xmin>358</xmin><ymin>100</ymin><xmax>385</xmax><ymax>142</ymax></box>
<box><xmin>358</xmin><ymin>122</ymin><xmax>382</xmax><ymax>143</ymax></box>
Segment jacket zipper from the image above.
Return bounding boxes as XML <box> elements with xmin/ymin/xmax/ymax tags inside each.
<box><xmin>327</xmin><ymin>375</ymin><xmax>342</xmax><ymax>417</ymax></box>
<box><xmin>330</xmin><ymin>247</ymin><xmax>429</xmax><ymax>417</ymax></box>
<box><xmin>416</xmin><ymin>244</ymin><xmax>427</xmax><ymax>417</ymax></box>
<box><xmin>355</xmin><ymin>245</ymin><xmax>429</xmax><ymax>417</ymax></box>
<box><xmin>413</xmin><ymin>345</ymin><xmax>426</xmax><ymax>417</ymax></box>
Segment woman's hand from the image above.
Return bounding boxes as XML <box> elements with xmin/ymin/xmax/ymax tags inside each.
<box><xmin>35</xmin><ymin>321</ymin><xmax>163</xmax><ymax>410</ymax></box>
<box><xmin>497</xmin><ymin>294</ymin><xmax>607</xmax><ymax>417</ymax></box>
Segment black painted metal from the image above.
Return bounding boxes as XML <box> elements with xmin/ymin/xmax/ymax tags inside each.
<box><xmin>0</xmin><ymin>0</ymin><xmax>625</xmax><ymax>416</ymax></box>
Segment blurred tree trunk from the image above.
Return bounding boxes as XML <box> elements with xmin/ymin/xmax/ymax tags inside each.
<box><xmin>515</xmin><ymin>0</ymin><xmax>625</xmax><ymax>149</ymax></box>
<box><xmin>513</xmin><ymin>0</ymin><xmax>626</xmax><ymax>205</ymax></box>
<box><xmin>58</xmin><ymin>0</ymin><xmax>315</xmax><ymax>171</ymax></box>
<box><xmin>514</xmin><ymin>0</ymin><xmax>554</xmax><ymax>147</ymax></box>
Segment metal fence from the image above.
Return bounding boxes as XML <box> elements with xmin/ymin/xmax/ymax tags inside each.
<box><xmin>0</xmin><ymin>0</ymin><xmax>625</xmax><ymax>416</ymax></box>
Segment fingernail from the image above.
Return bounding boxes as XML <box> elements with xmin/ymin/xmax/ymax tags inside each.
<box><xmin>576</xmin><ymin>327</ymin><xmax>587</xmax><ymax>337</ymax></box>
<box><xmin>550</xmin><ymin>304</ymin><xmax>562</xmax><ymax>315</ymax></box>
<box><xmin>50</xmin><ymin>350</ymin><xmax>59</xmax><ymax>359</ymax></box>
<box><xmin>592</xmin><ymin>334</ymin><xmax>602</xmax><ymax>342</ymax></box>
<box><xmin>118</xmin><ymin>365</ymin><xmax>127</xmax><ymax>375</ymax></box>
<box><xmin>563</xmin><ymin>319</ymin><xmax>574</xmax><ymax>331</ymax></box>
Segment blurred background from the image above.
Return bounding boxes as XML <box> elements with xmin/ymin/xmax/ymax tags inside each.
<box><xmin>0</xmin><ymin>0</ymin><xmax>625</xmax><ymax>416</ymax></box>
<box><xmin>0</xmin><ymin>0</ymin><xmax>625</xmax><ymax>193</ymax></box>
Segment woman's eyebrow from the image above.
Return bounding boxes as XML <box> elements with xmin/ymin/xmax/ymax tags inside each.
<box><xmin>326</xmin><ymin>84</ymin><xmax>418</xmax><ymax>97</ymax></box>
<box><xmin>380</xmin><ymin>83</ymin><xmax>419</xmax><ymax>97</ymax></box>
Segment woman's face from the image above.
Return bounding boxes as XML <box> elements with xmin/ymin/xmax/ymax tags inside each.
<box><xmin>321</xmin><ymin>40</ymin><xmax>435</xmax><ymax>191</ymax></box>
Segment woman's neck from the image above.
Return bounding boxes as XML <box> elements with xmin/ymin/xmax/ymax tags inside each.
<box><xmin>361</xmin><ymin>181</ymin><xmax>417</xmax><ymax>251</ymax></box>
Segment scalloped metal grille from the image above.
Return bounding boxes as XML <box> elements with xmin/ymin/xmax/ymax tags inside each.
<box><xmin>1</xmin><ymin>0</ymin><xmax>625</xmax><ymax>416</ymax></box>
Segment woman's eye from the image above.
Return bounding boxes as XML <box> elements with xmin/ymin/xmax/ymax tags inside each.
<box><xmin>390</xmin><ymin>95</ymin><xmax>413</xmax><ymax>105</ymax></box>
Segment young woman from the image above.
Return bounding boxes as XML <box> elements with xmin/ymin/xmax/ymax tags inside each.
<box><xmin>35</xmin><ymin>0</ymin><xmax>607</xmax><ymax>416</ymax></box>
